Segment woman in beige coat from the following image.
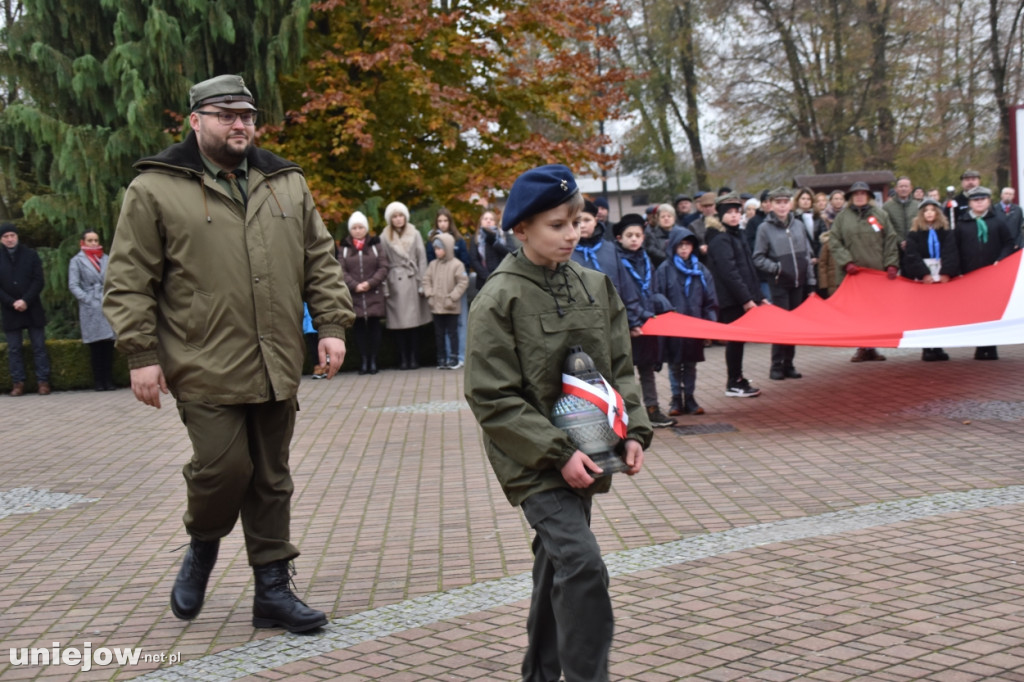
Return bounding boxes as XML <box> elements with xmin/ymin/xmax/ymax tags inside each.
<box><xmin>380</xmin><ymin>201</ymin><xmax>432</xmax><ymax>369</ymax></box>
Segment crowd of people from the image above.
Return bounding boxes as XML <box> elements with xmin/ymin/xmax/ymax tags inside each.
<box><xmin>4</xmin><ymin>169</ymin><xmax>1021</xmax><ymax>404</ymax></box>
<box><xmin>302</xmin><ymin>168</ymin><xmax>1021</xmax><ymax>429</ymax></box>
<box><xmin>0</xmin><ymin>166</ymin><xmax>1017</xmax><ymax>394</ymax></box>
<box><xmin>603</xmin><ymin>171</ymin><xmax>1020</xmax><ymax>421</ymax></box>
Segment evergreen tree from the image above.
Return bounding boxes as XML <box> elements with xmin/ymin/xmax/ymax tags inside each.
<box><xmin>0</xmin><ymin>0</ymin><xmax>309</xmax><ymax>335</ymax></box>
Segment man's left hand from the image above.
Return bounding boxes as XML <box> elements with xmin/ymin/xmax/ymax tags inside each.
<box><xmin>12</xmin><ymin>299</ymin><xmax>26</xmax><ymax>312</ymax></box>
<box><xmin>319</xmin><ymin>337</ymin><xmax>347</xmax><ymax>379</ymax></box>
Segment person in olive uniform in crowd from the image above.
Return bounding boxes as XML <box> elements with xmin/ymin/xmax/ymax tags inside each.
<box><xmin>104</xmin><ymin>75</ymin><xmax>354</xmax><ymax>633</ymax></box>
<box><xmin>828</xmin><ymin>181</ymin><xmax>899</xmax><ymax>363</ymax></box>
<box><xmin>465</xmin><ymin>165</ymin><xmax>652</xmax><ymax>682</ymax></box>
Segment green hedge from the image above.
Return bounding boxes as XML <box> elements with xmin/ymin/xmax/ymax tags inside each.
<box><xmin>1</xmin><ymin>326</ymin><xmax>439</xmax><ymax>392</ymax></box>
<box><xmin>0</xmin><ymin>339</ymin><xmax>130</xmax><ymax>392</ymax></box>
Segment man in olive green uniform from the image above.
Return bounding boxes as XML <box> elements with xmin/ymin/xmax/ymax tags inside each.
<box><xmin>104</xmin><ymin>75</ymin><xmax>354</xmax><ymax>632</ymax></box>
<box><xmin>829</xmin><ymin>181</ymin><xmax>899</xmax><ymax>363</ymax></box>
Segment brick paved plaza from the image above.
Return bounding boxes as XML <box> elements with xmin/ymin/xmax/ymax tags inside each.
<box><xmin>2</xmin><ymin>342</ymin><xmax>1024</xmax><ymax>681</ymax></box>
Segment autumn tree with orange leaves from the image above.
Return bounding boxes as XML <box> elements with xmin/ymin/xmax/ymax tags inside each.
<box><xmin>262</xmin><ymin>0</ymin><xmax>629</xmax><ymax>229</ymax></box>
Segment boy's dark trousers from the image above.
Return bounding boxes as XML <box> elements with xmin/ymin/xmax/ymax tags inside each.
<box><xmin>432</xmin><ymin>313</ymin><xmax>459</xmax><ymax>365</ymax></box>
<box><xmin>521</xmin><ymin>488</ymin><xmax>613</xmax><ymax>682</ymax></box>
<box><xmin>718</xmin><ymin>304</ymin><xmax>747</xmax><ymax>384</ymax></box>
<box><xmin>768</xmin><ymin>284</ymin><xmax>805</xmax><ymax>370</ymax></box>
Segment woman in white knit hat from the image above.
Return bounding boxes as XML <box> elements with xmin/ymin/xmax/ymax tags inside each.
<box><xmin>380</xmin><ymin>201</ymin><xmax>432</xmax><ymax>369</ymax></box>
<box><xmin>337</xmin><ymin>211</ymin><xmax>390</xmax><ymax>374</ymax></box>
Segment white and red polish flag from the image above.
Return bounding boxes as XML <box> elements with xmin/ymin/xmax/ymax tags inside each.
<box><xmin>642</xmin><ymin>250</ymin><xmax>1024</xmax><ymax>348</ymax></box>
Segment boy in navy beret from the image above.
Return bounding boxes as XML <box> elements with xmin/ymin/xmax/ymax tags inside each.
<box><xmin>465</xmin><ymin>164</ymin><xmax>652</xmax><ymax>682</ymax></box>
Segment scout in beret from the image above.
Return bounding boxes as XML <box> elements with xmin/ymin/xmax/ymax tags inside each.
<box><xmin>465</xmin><ymin>164</ymin><xmax>652</xmax><ymax>680</ymax></box>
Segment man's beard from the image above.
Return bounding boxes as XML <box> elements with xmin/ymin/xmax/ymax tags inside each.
<box><xmin>200</xmin><ymin>135</ymin><xmax>252</xmax><ymax>168</ymax></box>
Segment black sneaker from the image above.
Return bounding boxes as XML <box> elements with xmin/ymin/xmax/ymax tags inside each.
<box><xmin>725</xmin><ymin>378</ymin><xmax>761</xmax><ymax>398</ymax></box>
<box><xmin>646</xmin><ymin>405</ymin><xmax>677</xmax><ymax>428</ymax></box>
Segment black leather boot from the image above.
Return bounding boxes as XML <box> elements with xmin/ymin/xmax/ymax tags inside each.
<box><xmin>358</xmin><ymin>356</ymin><xmax>369</xmax><ymax>375</ymax></box>
<box><xmin>368</xmin><ymin>356</ymin><xmax>378</xmax><ymax>374</ymax></box>
<box><xmin>252</xmin><ymin>560</ymin><xmax>327</xmax><ymax>633</ymax></box>
<box><xmin>170</xmin><ymin>538</ymin><xmax>219</xmax><ymax>620</ymax></box>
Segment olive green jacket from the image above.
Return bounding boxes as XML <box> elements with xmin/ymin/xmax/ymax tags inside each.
<box><xmin>882</xmin><ymin>197</ymin><xmax>919</xmax><ymax>241</ymax></box>
<box><xmin>829</xmin><ymin>204</ymin><xmax>900</xmax><ymax>285</ymax></box>
<box><xmin>464</xmin><ymin>250</ymin><xmax>653</xmax><ymax>507</ymax></box>
<box><xmin>104</xmin><ymin>132</ymin><xmax>353</xmax><ymax>404</ymax></box>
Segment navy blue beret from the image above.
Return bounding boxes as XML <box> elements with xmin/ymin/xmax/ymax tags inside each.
<box><xmin>501</xmin><ymin>164</ymin><xmax>579</xmax><ymax>231</ymax></box>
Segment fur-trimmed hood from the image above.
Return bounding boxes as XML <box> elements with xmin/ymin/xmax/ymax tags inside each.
<box><xmin>134</xmin><ymin>130</ymin><xmax>300</xmax><ymax>178</ymax></box>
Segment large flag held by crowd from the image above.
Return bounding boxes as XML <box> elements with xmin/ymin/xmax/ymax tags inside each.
<box><xmin>642</xmin><ymin>250</ymin><xmax>1024</xmax><ymax>349</ymax></box>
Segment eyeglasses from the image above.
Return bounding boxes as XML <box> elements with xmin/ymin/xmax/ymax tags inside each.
<box><xmin>195</xmin><ymin>110</ymin><xmax>257</xmax><ymax>126</ymax></box>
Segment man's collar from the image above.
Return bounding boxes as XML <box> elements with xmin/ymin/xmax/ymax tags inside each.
<box><xmin>199</xmin><ymin>152</ymin><xmax>248</xmax><ymax>178</ymax></box>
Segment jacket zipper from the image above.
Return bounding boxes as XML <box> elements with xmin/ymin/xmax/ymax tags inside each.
<box><xmin>785</xmin><ymin>226</ymin><xmax>800</xmax><ymax>288</ymax></box>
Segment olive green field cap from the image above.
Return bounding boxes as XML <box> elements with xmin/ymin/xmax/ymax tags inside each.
<box><xmin>189</xmin><ymin>75</ymin><xmax>257</xmax><ymax>111</ymax></box>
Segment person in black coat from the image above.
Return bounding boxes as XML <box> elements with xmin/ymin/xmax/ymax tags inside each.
<box><xmin>997</xmin><ymin>187</ymin><xmax>1024</xmax><ymax>248</ymax></box>
<box><xmin>614</xmin><ymin>213</ymin><xmax>675</xmax><ymax>427</ymax></box>
<box><xmin>954</xmin><ymin>187</ymin><xmax>1014</xmax><ymax>360</ymax></box>
<box><xmin>705</xmin><ymin>193</ymin><xmax>767</xmax><ymax>397</ymax></box>
<box><xmin>468</xmin><ymin>208</ymin><xmax>509</xmax><ymax>288</ymax></box>
<box><xmin>0</xmin><ymin>223</ymin><xmax>51</xmax><ymax>395</ymax></box>
<box><xmin>903</xmin><ymin>199</ymin><xmax>960</xmax><ymax>362</ymax></box>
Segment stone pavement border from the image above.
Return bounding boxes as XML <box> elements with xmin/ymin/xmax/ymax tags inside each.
<box><xmin>137</xmin><ymin>486</ymin><xmax>1024</xmax><ymax>681</ymax></box>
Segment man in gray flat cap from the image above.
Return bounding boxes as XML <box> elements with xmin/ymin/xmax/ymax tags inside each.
<box><xmin>953</xmin><ymin>169</ymin><xmax>982</xmax><ymax>220</ymax></box>
<box><xmin>954</xmin><ymin>186</ymin><xmax>1014</xmax><ymax>360</ymax></box>
<box><xmin>104</xmin><ymin>75</ymin><xmax>354</xmax><ymax>632</ymax></box>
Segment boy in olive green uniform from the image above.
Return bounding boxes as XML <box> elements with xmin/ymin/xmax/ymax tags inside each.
<box><xmin>464</xmin><ymin>165</ymin><xmax>653</xmax><ymax>682</ymax></box>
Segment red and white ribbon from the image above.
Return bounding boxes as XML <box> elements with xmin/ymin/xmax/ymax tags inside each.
<box><xmin>867</xmin><ymin>215</ymin><xmax>882</xmax><ymax>232</ymax></box>
<box><xmin>561</xmin><ymin>373</ymin><xmax>629</xmax><ymax>439</ymax></box>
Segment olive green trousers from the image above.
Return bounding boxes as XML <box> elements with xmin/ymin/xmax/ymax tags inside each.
<box><xmin>176</xmin><ymin>399</ymin><xmax>300</xmax><ymax>566</ymax></box>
